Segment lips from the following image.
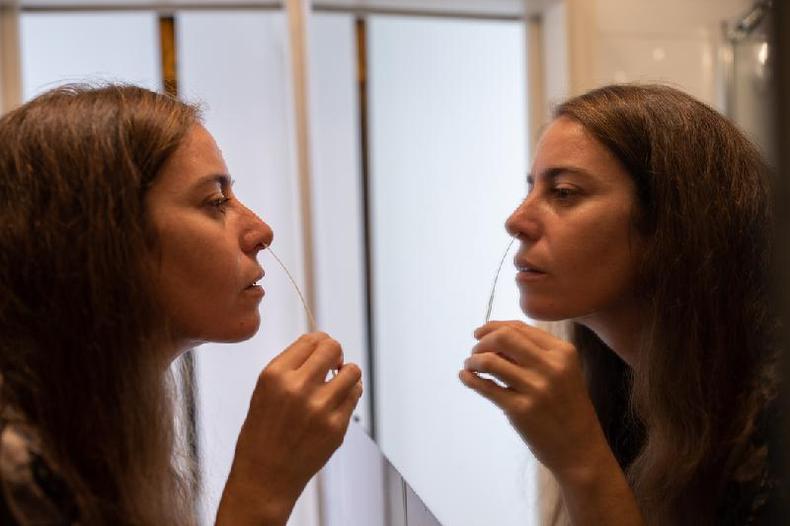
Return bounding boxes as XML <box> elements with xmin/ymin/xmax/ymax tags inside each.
<box><xmin>514</xmin><ymin>257</ymin><xmax>546</xmax><ymax>274</ymax></box>
<box><xmin>245</xmin><ymin>270</ymin><xmax>265</xmax><ymax>289</ymax></box>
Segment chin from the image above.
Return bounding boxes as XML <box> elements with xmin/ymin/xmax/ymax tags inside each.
<box><xmin>205</xmin><ymin>315</ymin><xmax>261</xmax><ymax>343</ymax></box>
<box><xmin>519</xmin><ymin>297</ymin><xmax>572</xmax><ymax>322</ymax></box>
<box><xmin>228</xmin><ymin>317</ymin><xmax>262</xmax><ymax>342</ymax></box>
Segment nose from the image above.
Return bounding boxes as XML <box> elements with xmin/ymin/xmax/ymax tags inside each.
<box><xmin>505</xmin><ymin>194</ymin><xmax>541</xmax><ymax>241</ymax></box>
<box><xmin>240</xmin><ymin>204</ymin><xmax>274</xmax><ymax>255</ymax></box>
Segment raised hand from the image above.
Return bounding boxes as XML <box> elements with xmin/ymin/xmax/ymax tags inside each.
<box><xmin>217</xmin><ymin>332</ymin><xmax>363</xmax><ymax>526</ymax></box>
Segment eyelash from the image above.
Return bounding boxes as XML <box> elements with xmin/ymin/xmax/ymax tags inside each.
<box><xmin>551</xmin><ymin>187</ymin><xmax>578</xmax><ymax>200</ymax></box>
<box><xmin>527</xmin><ymin>184</ymin><xmax>579</xmax><ymax>201</ymax></box>
<box><xmin>208</xmin><ymin>196</ymin><xmax>231</xmax><ymax>213</ymax></box>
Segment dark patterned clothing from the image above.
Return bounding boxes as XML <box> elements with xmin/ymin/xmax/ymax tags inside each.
<box><xmin>0</xmin><ymin>415</ymin><xmax>78</xmax><ymax>525</ymax></box>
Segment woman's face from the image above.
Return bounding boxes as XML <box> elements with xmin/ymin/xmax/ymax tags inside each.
<box><xmin>146</xmin><ymin>125</ymin><xmax>273</xmax><ymax>350</ymax></box>
<box><xmin>506</xmin><ymin>116</ymin><xmax>642</xmax><ymax>324</ymax></box>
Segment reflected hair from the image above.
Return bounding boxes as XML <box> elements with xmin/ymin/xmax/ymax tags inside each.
<box><xmin>0</xmin><ymin>84</ymin><xmax>201</xmax><ymax>524</ymax></box>
<box><xmin>552</xmin><ymin>84</ymin><xmax>776</xmax><ymax>525</ymax></box>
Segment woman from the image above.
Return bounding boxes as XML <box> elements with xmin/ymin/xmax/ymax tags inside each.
<box><xmin>461</xmin><ymin>84</ymin><xmax>780</xmax><ymax>525</ymax></box>
<box><xmin>0</xmin><ymin>84</ymin><xmax>363</xmax><ymax>525</ymax></box>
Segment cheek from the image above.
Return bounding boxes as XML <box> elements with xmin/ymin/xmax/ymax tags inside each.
<box><xmin>520</xmin><ymin>208</ymin><xmax>640</xmax><ymax>320</ymax></box>
<box><xmin>555</xmin><ymin>215</ymin><xmax>640</xmax><ymax>306</ymax></box>
<box><xmin>153</xmin><ymin>229</ymin><xmax>244</xmax><ymax>338</ymax></box>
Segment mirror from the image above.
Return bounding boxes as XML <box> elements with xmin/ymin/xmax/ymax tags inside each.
<box><xmin>322</xmin><ymin>1</ymin><xmax>775</xmax><ymax>525</ymax></box>
<box><xmin>6</xmin><ymin>0</ymin><xmax>775</xmax><ymax>524</ymax></box>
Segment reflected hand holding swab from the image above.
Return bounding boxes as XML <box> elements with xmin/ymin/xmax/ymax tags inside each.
<box><xmin>477</xmin><ymin>236</ymin><xmax>517</xmax><ymax>388</ymax></box>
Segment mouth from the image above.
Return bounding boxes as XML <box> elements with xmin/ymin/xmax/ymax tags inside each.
<box><xmin>245</xmin><ymin>271</ymin><xmax>265</xmax><ymax>290</ymax></box>
<box><xmin>514</xmin><ymin>257</ymin><xmax>548</xmax><ymax>283</ymax></box>
<box><xmin>514</xmin><ymin>258</ymin><xmax>547</xmax><ymax>274</ymax></box>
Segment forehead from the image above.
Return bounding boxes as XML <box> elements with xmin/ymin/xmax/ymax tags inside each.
<box><xmin>533</xmin><ymin>116</ymin><xmax>628</xmax><ymax>181</ymax></box>
<box><xmin>158</xmin><ymin>124</ymin><xmax>227</xmax><ymax>187</ymax></box>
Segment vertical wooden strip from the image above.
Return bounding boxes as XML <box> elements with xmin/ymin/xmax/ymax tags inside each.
<box><xmin>354</xmin><ymin>16</ymin><xmax>377</xmax><ymax>441</ymax></box>
<box><xmin>284</xmin><ymin>2</ymin><xmax>325</xmax><ymax>524</ymax></box>
<box><xmin>526</xmin><ymin>15</ymin><xmax>545</xmax><ymax>158</ymax></box>
<box><xmin>159</xmin><ymin>16</ymin><xmax>178</xmax><ymax>97</ymax></box>
<box><xmin>0</xmin><ymin>5</ymin><xmax>22</xmax><ymax>114</ymax></box>
<box><xmin>286</xmin><ymin>0</ymin><xmax>318</xmax><ymax>332</ymax></box>
<box><xmin>565</xmin><ymin>0</ymin><xmax>596</xmax><ymax>95</ymax></box>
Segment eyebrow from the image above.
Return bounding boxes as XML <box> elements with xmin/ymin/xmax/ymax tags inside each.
<box><xmin>193</xmin><ymin>174</ymin><xmax>235</xmax><ymax>190</ymax></box>
<box><xmin>527</xmin><ymin>166</ymin><xmax>595</xmax><ymax>185</ymax></box>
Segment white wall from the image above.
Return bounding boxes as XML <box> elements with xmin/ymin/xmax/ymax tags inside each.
<box><xmin>19</xmin><ymin>12</ymin><xmax>160</xmax><ymax>99</ymax></box>
<box><xmin>556</xmin><ymin>0</ymin><xmax>752</xmax><ymax>112</ymax></box>
<box><xmin>368</xmin><ymin>16</ymin><xmax>537</xmax><ymax>526</ymax></box>
<box><xmin>541</xmin><ymin>0</ymin><xmax>569</xmax><ymax>118</ymax></box>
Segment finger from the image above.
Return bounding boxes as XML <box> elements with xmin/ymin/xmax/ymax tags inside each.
<box><xmin>320</xmin><ymin>363</ymin><xmax>363</xmax><ymax>408</ymax></box>
<box><xmin>458</xmin><ymin>369</ymin><xmax>513</xmax><ymax>408</ymax></box>
<box><xmin>474</xmin><ymin>320</ymin><xmax>528</xmax><ymax>340</ymax></box>
<box><xmin>472</xmin><ymin>327</ymin><xmax>544</xmax><ymax>367</ymax></box>
<box><xmin>301</xmin><ymin>338</ymin><xmax>344</xmax><ymax>380</ymax></box>
<box><xmin>269</xmin><ymin>332</ymin><xmax>331</xmax><ymax>370</ymax></box>
<box><xmin>331</xmin><ymin>380</ymin><xmax>364</xmax><ymax>431</ymax></box>
<box><xmin>464</xmin><ymin>353</ymin><xmax>535</xmax><ymax>392</ymax></box>
<box><xmin>510</xmin><ymin>322</ymin><xmax>567</xmax><ymax>350</ymax></box>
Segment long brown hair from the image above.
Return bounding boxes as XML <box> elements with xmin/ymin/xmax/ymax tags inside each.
<box><xmin>0</xmin><ymin>85</ymin><xmax>200</xmax><ymax>524</ymax></box>
<box><xmin>555</xmin><ymin>85</ymin><xmax>776</xmax><ymax>524</ymax></box>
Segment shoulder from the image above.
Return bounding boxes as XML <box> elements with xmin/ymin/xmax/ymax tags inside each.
<box><xmin>0</xmin><ymin>415</ymin><xmax>79</xmax><ymax>525</ymax></box>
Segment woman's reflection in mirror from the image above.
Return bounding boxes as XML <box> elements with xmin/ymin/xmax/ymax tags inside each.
<box><xmin>462</xmin><ymin>84</ymin><xmax>779</xmax><ymax>526</ymax></box>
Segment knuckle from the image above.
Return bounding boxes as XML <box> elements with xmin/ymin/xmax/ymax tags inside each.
<box><xmin>476</xmin><ymin>354</ymin><xmax>495</xmax><ymax>370</ymax></box>
<box><xmin>299</xmin><ymin>332</ymin><xmax>328</xmax><ymax>345</ymax></box>
<box><xmin>257</xmin><ymin>367</ymin><xmax>273</xmax><ymax>384</ymax></box>
<box><xmin>513</xmin><ymin>397</ymin><xmax>533</xmax><ymax>415</ymax></box>
<box><xmin>343</xmin><ymin>363</ymin><xmax>362</xmax><ymax>381</ymax></box>
<box><xmin>559</xmin><ymin>342</ymin><xmax>576</xmax><ymax>355</ymax></box>
<box><xmin>491</xmin><ymin>329</ymin><xmax>510</xmax><ymax>347</ymax></box>
<box><xmin>531</xmin><ymin>378</ymin><xmax>549</xmax><ymax>396</ymax></box>
<box><xmin>327</xmin><ymin>418</ymin><xmax>346</xmax><ymax>438</ymax></box>
<box><xmin>257</xmin><ymin>365</ymin><xmax>281</xmax><ymax>387</ymax></box>
<box><xmin>554</xmin><ymin>357</ymin><xmax>572</xmax><ymax>376</ymax></box>
<box><xmin>322</xmin><ymin>338</ymin><xmax>342</xmax><ymax>356</ymax></box>
<box><xmin>306</xmin><ymin>397</ymin><xmax>327</xmax><ymax>418</ymax></box>
<box><xmin>544</xmin><ymin>362</ymin><xmax>564</xmax><ymax>382</ymax></box>
<box><xmin>298</xmin><ymin>333</ymin><xmax>316</xmax><ymax>344</ymax></box>
<box><xmin>283</xmin><ymin>377</ymin><xmax>306</xmax><ymax>399</ymax></box>
<box><xmin>317</xmin><ymin>344</ymin><xmax>342</xmax><ymax>366</ymax></box>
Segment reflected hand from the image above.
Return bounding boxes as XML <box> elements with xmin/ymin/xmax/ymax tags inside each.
<box><xmin>459</xmin><ymin>321</ymin><xmax>609</xmax><ymax>482</ymax></box>
<box><xmin>217</xmin><ymin>332</ymin><xmax>363</xmax><ymax>526</ymax></box>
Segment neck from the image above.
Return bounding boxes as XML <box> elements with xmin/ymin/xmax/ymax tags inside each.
<box><xmin>576</xmin><ymin>301</ymin><xmax>646</xmax><ymax>366</ymax></box>
<box><xmin>153</xmin><ymin>331</ymin><xmax>196</xmax><ymax>369</ymax></box>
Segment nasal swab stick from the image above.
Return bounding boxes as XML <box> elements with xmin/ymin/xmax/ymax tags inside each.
<box><xmin>485</xmin><ymin>237</ymin><xmax>516</xmax><ymax>323</ymax></box>
<box><xmin>265</xmin><ymin>245</ymin><xmax>317</xmax><ymax>330</ymax></box>
<box><xmin>264</xmin><ymin>245</ymin><xmax>335</xmax><ymax>377</ymax></box>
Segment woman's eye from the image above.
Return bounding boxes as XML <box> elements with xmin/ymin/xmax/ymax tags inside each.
<box><xmin>208</xmin><ymin>196</ymin><xmax>231</xmax><ymax>213</ymax></box>
<box><xmin>551</xmin><ymin>186</ymin><xmax>579</xmax><ymax>202</ymax></box>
